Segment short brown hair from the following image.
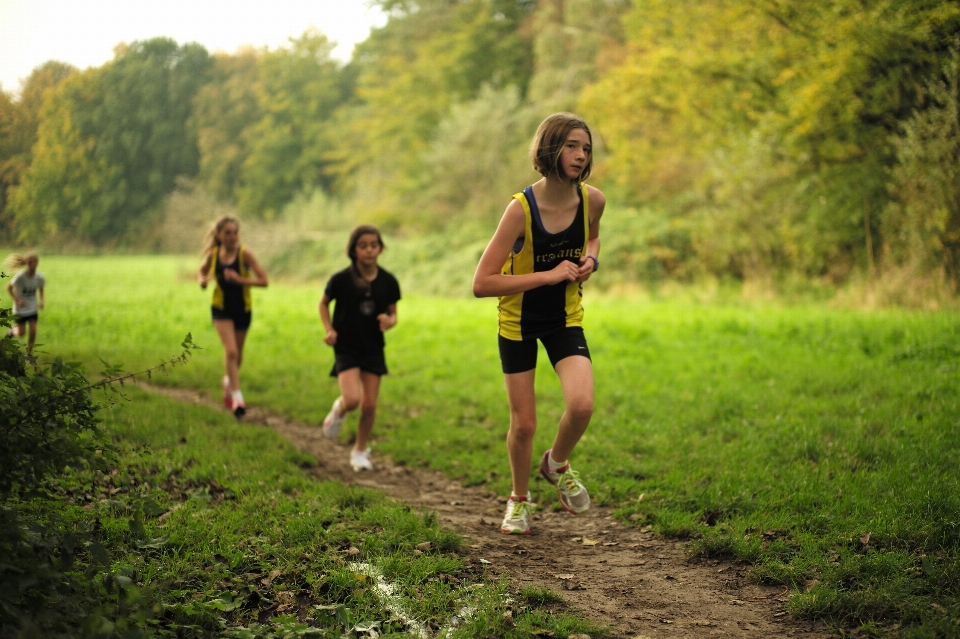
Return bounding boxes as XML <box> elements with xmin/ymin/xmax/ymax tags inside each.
<box><xmin>529</xmin><ymin>112</ymin><xmax>593</xmax><ymax>182</ymax></box>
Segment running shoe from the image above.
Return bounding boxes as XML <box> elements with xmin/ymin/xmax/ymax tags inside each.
<box><xmin>221</xmin><ymin>376</ymin><xmax>231</xmax><ymax>409</ymax></box>
<box><xmin>500</xmin><ymin>496</ymin><xmax>533</xmax><ymax>534</ymax></box>
<box><xmin>232</xmin><ymin>396</ymin><xmax>246</xmax><ymax>419</ymax></box>
<box><xmin>322</xmin><ymin>398</ymin><xmax>344</xmax><ymax>439</ymax></box>
<box><xmin>539</xmin><ymin>449</ymin><xmax>590</xmax><ymax>514</ymax></box>
<box><xmin>350</xmin><ymin>448</ymin><xmax>373</xmax><ymax>471</ymax></box>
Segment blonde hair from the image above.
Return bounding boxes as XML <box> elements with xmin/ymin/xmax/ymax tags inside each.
<box><xmin>529</xmin><ymin>112</ymin><xmax>593</xmax><ymax>182</ymax></box>
<box><xmin>201</xmin><ymin>215</ymin><xmax>241</xmax><ymax>255</ymax></box>
<box><xmin>3</xmin><ymin>252</ymin><xmax>39</xmax><ymax>271</ymax></box>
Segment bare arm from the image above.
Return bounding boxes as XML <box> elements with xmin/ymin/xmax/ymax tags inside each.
<box><xmin>38</xmin><ymin>286</ymin><xmax>45</xmax><ymax>310</ymax></box>
<box><xmin>7</xmin><ymin>282</ymin><xmax>22</xmax><ymax>307</ymax></box>
<box><xmin>377</xmin><ymin>303</ymin><xmax>398</xmax><ymax>332</ymax></box>
<box><xmin>472</xmin><ymin>200</ymin><xmax>580</xmax><ymax>298</ymax></box>
<box><xmin>575</xmin><ymin>186</ymin><xmax>606</xmax><ymax>283</ymax></box>
<box><xmin>198</xmin><ymin>252</ymin><xmax>213</xmax><ymax>289</ymax></box>
<box><xmin>319</xmin><ymin>294</ymin><xmax>336</xmax><ymax>345</ymax></box>
<box><xmin>223</xmin><ymin>249</ymin><xmax>269</xmax><ymax>287</ymax></box>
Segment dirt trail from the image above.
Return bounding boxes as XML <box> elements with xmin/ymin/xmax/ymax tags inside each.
<box><xmin>146</xmin><ymin>385</ymin><xmax>833</xmax><ymax>639</ymax></box>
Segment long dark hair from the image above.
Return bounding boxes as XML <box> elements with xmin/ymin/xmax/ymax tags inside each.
<box><xmin>346</xmin><ymin>224</ymin><xmax>385</xmax><ymax>293</ymax></box>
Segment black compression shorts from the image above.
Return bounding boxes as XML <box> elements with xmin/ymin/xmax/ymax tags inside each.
<box><xmin>498</xmin><ymin>326</ymin><xmax>591</xmax><ymax>374</ymax></box>
<box><xmin>211</xmin><ymin>306</ymin><xmax>252</xmax><ymax>331</ymax></box>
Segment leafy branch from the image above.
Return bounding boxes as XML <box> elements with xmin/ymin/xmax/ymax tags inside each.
<box><xmin>87</xmin><ymin>333</ymin><xmax>202</xmax><ymax>393</ymax></box>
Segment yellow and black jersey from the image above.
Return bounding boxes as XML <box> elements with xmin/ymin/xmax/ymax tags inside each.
<box><xmin>209</xmin><ymin>244</ymin><xmax>252</xmax><ymax>312</ymax></box>
<box><xmin>498</xmin><ymin>184</ymin><xmax>589</xmax><ymax>341</ymax></box>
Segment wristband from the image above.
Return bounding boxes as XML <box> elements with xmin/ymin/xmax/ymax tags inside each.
<box><xmin>586</xmin><ymin>255</ymin><xmax>599</xmax><ymax>272</ymax></box>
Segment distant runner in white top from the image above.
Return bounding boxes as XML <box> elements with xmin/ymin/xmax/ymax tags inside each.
<box><xmin>5</xmin><ymin>252</ymin><xmax>46</xmax><ymax>354</ymax></box>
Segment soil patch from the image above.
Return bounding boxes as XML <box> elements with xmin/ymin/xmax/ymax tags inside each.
<box><xmin>145</xmin><ymin>384</ymin><xmax>834</xmax><ymax>639</ymax></box>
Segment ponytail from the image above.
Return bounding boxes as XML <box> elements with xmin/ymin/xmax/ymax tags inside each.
<box><xmin>3</xmin><ymin>252</ymin><xmax>39</xmax><ymax>271</ymax></box>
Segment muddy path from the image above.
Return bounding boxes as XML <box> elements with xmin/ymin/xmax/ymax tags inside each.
<box><xmin>145</xmin><ymin>384</ymin><xmax>833</xmax><ymax>639</ymax></box>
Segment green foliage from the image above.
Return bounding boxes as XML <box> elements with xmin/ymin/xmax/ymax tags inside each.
<box><xmin>192</xmin><ymin>50</ymin><xmax>264</xmax><ymax>205</ymax></box>
<box><xmin>0</xmin><ymin>61</ymin><xmax>76</xmax><ymax>241</ymax></box>
<box><xmin>581</xmin><ymin>0</ymin><xmax>960</xmax><ymax>283</ymax></box>
<box><xmin>6</xmin><ymin>1</ymin><xmax>960</xmax><ymax>291</ymax></box>
<box><xmin>11</xmin><ymin>38</ymin><xmax>211</xmax><ymax>244</ymax></box>
<box><xmin>0</xmin><ymin>317</ymin><xmax>103</xmax><ymax>501</ymax></box>
<box><xmin>237</xmin><ymin>30</ymin><xmax>347</xmax><ymax>219</ymax></box>
<box><xmin>884</xmin><ymin>43</ymin><xmax>960</xmax><ymax>277</ymax></box>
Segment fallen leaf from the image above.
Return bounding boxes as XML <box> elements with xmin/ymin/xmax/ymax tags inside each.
<box><xmin>603</xmin><ymin>542</ymin><xmax>619</xmax><ymax>547</ymax></box>
<box><xmin>859</xmin><ymin>531</ymin><xmax>871</xmax><ymax>545</ymax></box>
<box><xmin>417</xmin><ymin>541</ymin><xmax>432</xmax><ymax>551</ymax></box>
<box><xmin>582</xmin><ymin>538</ymin><xmax>599</xmax><ymax>546</ymax></box>
<box><xmin>479</xmin><ymin>558</ymin><xmax>491</xmax><ymax>564</ymax></box>
<box><xmin>347</xmin><ymin>546</ymin><xmax>360</xmax><ymax>556</ymax></box>
<box><xmin>553</xmin><ymin>573</ymin><xmax>575</xmax><ymax>580</ymax></box>
<box><xmin>659</xmin><ymin>619</ymin><xmax>673</xmax><ymax>624</ymax></box>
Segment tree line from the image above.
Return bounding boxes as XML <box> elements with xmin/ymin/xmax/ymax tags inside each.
<box><xmin>0</xmin><ymin>0</ymin><xmax>958</xmax><ymax>288</ymax></box>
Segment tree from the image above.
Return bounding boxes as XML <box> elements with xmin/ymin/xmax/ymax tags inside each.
<box><xmin>0</xmin><ymin>62</ymin><xmax>75</xmax><ymax>240</ymax></box>
<box><xmin>12</xmin><ymin>39</ymin><xmax>211</xmax><ymax>243</ymax></box>
<box><xmin>236</xmin><ymin>30</ymin><xmax>346</xmax><ymax>218</ymax></box>
<box><xmin>192</xmin><ymin>49</ymin><xmax>264</xmax><ymax>205</ymax></box>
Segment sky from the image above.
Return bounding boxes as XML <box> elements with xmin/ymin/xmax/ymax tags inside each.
<box><xmin>0</xmin><ymin>0</ymin><xmax>388</xmax><ymax>94</ymax></box>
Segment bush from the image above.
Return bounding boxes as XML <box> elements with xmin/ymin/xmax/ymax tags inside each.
<box><xmin>0</xmin><ymin>300</ymin><xmax>196</xmax><ymax>638</ymax></box>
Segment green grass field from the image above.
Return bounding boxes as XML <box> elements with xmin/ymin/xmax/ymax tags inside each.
<box><xmin>21</xmin><ymin>255</ymin><xmax>960</xmax><ymax>637</ymax></box>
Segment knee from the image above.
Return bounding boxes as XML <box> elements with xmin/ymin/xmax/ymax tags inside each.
<box><xmin>567</xmin><ymin>396</ymin><xmax>593</xmax><ymax>423</ymax></box>
<box><xmin>359</xmin><ymin>401</ymin><xmax>377</xmax><ymax>420</ymax></box>
<box><xmin>341</xmin><ymin>394</ymin><xmax>361</xmax><ymax>412</ymax></box>
<box><xmin>508</xmin><ymin>414</ymin><xmax>537</xmax><ymax>443</ymax></box>
<box><xmin>224</xmin><ymin>348</ymin><xmax>240</xmax><ymax>364</ymax></box>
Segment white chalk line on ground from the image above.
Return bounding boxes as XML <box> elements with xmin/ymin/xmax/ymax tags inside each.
<box><xmin>349</xmin><ymin>562</ymin><xmax>478</xmax><ymax>639</ymax></box>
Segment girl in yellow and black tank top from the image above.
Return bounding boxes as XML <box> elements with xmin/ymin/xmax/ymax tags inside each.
<box><xmin>198</xmin><ymin>215</ymin><xmax>268</xmax><ymax>418</ymax></box>
<box><xmin>473</xmin><ymin>113</ymin><xmax>606</xmax><ymax>535</ymax></box>
<box><xmin>497</xmin><ymin>183</ymin><xmax>590</xmax><ymax>341</ymax></box>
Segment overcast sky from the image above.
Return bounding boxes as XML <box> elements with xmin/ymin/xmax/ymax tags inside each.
<box><xmin>0</xmin><ymin>0</ymin><xmax>387</xmax><ymax>94</ymax></box>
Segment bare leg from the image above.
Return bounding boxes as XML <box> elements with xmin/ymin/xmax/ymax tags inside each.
<box><xmin>504</xmin><ymin>369</ymin><xmax>537</xmax><ymax>497</ymax></box>
<box><xmin>548</xmin><ymin>355</ymin><xmax>594</xmax><ymax>464</ymax></box>
<box><xmin>354</xmin><ymin>372</ymin><xmax>381</xmax><ymax>452</ymax></box>
<box><xmin>336</xmin><ymin>367</ymin><xmax>363</xmax><ymax>414</ymax></box>
<box><xmin>26</xmin><ymin>320</ymin><xmax>37</xmax><ymax>354</ymax></box>
<box><xmin>213</xmin><ymin>320</ymin><xmax>240</xmax><ymax>391</ymax></box>
<box><xmin>235</xmin><ymin>330</ymin><xmax>247</xmax><ymax>370</ymax></box>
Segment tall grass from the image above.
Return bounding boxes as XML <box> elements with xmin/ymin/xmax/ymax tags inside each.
<box><xmin>28</xmin><ymin>255</ymin><xmax>960</xmax><ymax>636</ymax></box>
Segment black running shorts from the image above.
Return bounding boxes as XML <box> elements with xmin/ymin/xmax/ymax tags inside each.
<box><xmin>330</xmin><ymin>349</ymin><xmax>388</xmax><ymax>377</ymax></box>
<box><xmin>211</xmin><ymin>306</ymin><xmax>252</xmax><ymax>331</ymax></box>
<box><xmin>498</xmin><ymin>326</ymin><xmax>591</xmax><ymax>374</ymax></box>
<box><xmin>14</xmin><ymin>313</ymin><xmax>38</xmax><ymax>325</ymax></box>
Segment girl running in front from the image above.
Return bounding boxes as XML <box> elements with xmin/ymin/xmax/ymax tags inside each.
<box><xmin>319</xmin><ymin>225</ymin><xmax>400</xmax><ymax>472</ymax></box>
<box><xmin>4</xmin><ymin>252</ymin><xmax>45</xmax><ymax>355</ymax></box>
<box><xmin>473</xmin><ymin>112</ymin><xmax>606</xmax><ymax>534</ymax></box>
<box><xmin>198</xmin><ymin>215</ymin><xmax>268</xmax><ymax>418</ymax></box>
